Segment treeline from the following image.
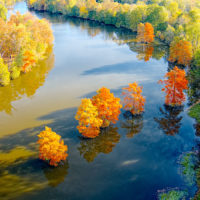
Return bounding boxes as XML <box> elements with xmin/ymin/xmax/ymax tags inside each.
<box><xmin>0</xmin><ymin>1</ymin><xmax>54</xmax><ymax>86</ymax></box>
<box><xmin>28</xmin><ymin>0</ymin><xmax>200</xmax><ymax>107</ymax></box>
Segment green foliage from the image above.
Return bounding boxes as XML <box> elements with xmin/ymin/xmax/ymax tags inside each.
<box><xmin>158</xmin><ymin>190</ymin><xmax>187</xmax><ymax>200</ymax></box>
<box><xmin>180</xmin><ymin>152</ymin><xmax>196</xmax><ymax>186</ymax></box>
<box><xmin>188</xmin><ymin>104</ymin><xmax>200</xmax><ymax>123</ymax></box>
<box><xmin>0</xmin><ymin>2</ymin><xmax>7</xmax><ymax>21</ymax></box>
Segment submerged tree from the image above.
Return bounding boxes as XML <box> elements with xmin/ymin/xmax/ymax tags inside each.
<box><xmin>78</xmin><ymin>126</ymin><xmax>120</xmax><ymax>162</ymax></box>
<box><xmin>122</xmin><ymin>82</ymin><xmax>146</xmax><ymax>115</ymax></box>
<box><xmin>154</xmin><ymin>105</ymin><xmax>183</xmax><ymax>136</ymax></box>
<box><xmin>37</xmin><ymin>126</ymin><xmax>68</xmax><ymax>167</ymax></box>
<box><xmin>92</xmin><ymin>87</ymin><xmax>122</xmax><ymax>127</ymax></box>
<box><xmin>75</xmin><ymin>98</ymin><xmax>103</xmax><ymax>138</ymax></box>
<box><xmin>159</xmin><ymin>66</ymin><xmax>188</xmax><ymax>106</ymax></box>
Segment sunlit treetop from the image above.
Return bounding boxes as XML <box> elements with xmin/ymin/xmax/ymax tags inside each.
<box><xmin>159</xmin><ymin>66</ymin><xmax>188</xmax><ymax>106</ymax></box>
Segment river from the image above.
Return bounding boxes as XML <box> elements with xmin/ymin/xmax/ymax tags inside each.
<box><xmin>0</xmin><ymin>2</ymin><xmax>198</xmax><ymax>200</ymax></box>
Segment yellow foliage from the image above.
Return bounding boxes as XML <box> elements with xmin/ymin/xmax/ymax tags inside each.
<box><xmin>75</xmin><ymin>98</ymin><xmax>103</xmax><ymax>138</ymax></box>
<box><xmin>38</xmin><ymin>126</ymin><xmax>68</xmax><ymax>166</ymax></box>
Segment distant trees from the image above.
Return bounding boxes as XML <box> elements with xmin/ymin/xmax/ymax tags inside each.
<box><xmin>169</xmin><ymin>40</ymin><xmax>193</xmax><ymax>66</ymax></box>
<box><xmin>0</xmin><ymin>12</ymin><xmax>53</xmax><ymax>86</ymax></box>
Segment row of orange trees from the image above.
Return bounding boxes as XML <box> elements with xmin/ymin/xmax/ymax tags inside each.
<box><xmin>37</xmin><ymin>66</ymin><xmax>188</xmax><ymax>167</ymax></box>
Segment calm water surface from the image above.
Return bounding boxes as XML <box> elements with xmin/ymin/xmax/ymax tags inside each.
<box><xmin>0</xmin><ymin>2</ymin><xmax>198</xmax><ymax>200</ymax></box>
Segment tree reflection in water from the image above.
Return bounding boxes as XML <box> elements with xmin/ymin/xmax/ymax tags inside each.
<box><xmin>0</xmin><ymin>47</ymin><xmax>54</xmax><ymax>115</ymax></box>
<box><xmin>121</xmin><ymin>111</ymin><xmax>143</xmax><ymax>138</ymax></box>
<box><xmin>154</xmin><ymin>105</ymin><xmax>183</xmax><ymax>136</ymax></box>
<box><xmin>78</xmin><ymin>126</ymin><xmax>120</xmax><ymax>163</ymax></box>
<box><xmin>42</xmin><ymin>161</ymin><xmax>69</xmax><ymax>187</ymax></box>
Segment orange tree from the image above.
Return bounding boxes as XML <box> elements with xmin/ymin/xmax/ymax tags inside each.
<box><xmin>169</xmin><ymin>40</ymin><xmax>193</xmax><ymax>66</ymax></box>
<box><xmin>75</xmin><ymin>98</ymin><xmax>103</xmax><ymax>138</ymax></box>
<box><xmin>37</xmin><ymin>126</ymin><xmax>68</xmax><ymax>167</ymax></box>
<box><xmin>92</xmin><ymin>87</ymin><xmax>122</xmax><ymax>128</ymax></box>
<box><xmin>159</xmin><ymin>66</ymin><xmax>188</xmax><ymax>106</ymax></box>
<box><xmin>137</xmin><ymin>23</ymin><xmax>155</xmax><ymax>43</ymax></box>
<box><xmin>122</xmin><ymin>82</ymin><xmax>146</xmax><ymax>115</ymax></box>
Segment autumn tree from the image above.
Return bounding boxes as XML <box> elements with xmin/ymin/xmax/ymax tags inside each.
<box><xmin>137</xmin><ymin>23</ymin><xmax>145</xmax><ymax>43</ymax></box>
<box><xmin>92</xmin><ymin>87</ymin><xmax>122</xmax><ymax>127</ymax></box>
<box><xmin>159</xmin><ymin>66</ymin><xmax>188</xmax><ymax>106</ymax></box>
<box><xmin>169</xmin><ymin>40</ymin><xmax>193</xmax><ymax>66</ymax></box>
<box><xmin>137</xmin><ymin>23</ymin><xmax>155</xmax><ymax>43</ymax></box>
<box><xmin>38</xmin><ymin>126</ymin><xmax>68</xmax><ymax>167</ymax></box>
<box><xmin>122</xmin><ymin>82</ymin><xmax>146</xmax><ymax>115</ymax></box>
<box><xmin>75</xmin><ymin>98</ymin><xmax>103</xmax><ymax>138</ymax></box>
<box><xmin>0</xmin><ymin>56</ymin><xmax>10</xmax><ymax>86</ymax></box>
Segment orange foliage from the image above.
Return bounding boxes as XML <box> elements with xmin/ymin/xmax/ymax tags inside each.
<box><xmin>159</xmin><ymin>66</ymin><xmax>188</xmax><ymax>106</ymax></box>
<box><xmin>169</xmin><ymin>40</ymin><xmax>193</xmax><ymax>66</ymax></box>
<box><xmin>144</xmin><ymin>45</ymin><xmax>154</xmax><ymax>61</ymax></box>
<box><xmin>122</xmin><ymin>82</ymin><xmax>146</xmax><ymax>115</ymax></box>
<box><xmin>137</xmin><ymin>23</ymin><xmax>155</xmax><ymax>43</ymax></box>
<box><xmin>144</xmin><ymin>23</ymin><xmax>155</xmax><ymax>43</ymax></box>
<box><xmin>22</xmin><ymin>51</ymin><xmax>36</xmax><ymax>73</ymax></box>
<box><xmin>92</xmin><ymin>87</ymin><xmax>122</xmax><ymax>127</ymax></box>
<box><xmin>75</xmin><ymin>99</ymin><xmax>103</xmax><ymax>138</ymax></box>
<box><xmin>37</xmin><ymin>126</ymin><xmax>68</xmax><ymax>167</ymax></box>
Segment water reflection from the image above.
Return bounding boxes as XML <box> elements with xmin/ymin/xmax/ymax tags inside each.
<box><xmin>0</xmin><ymin>48</ymin><xmax>54</xmax><ymax>115</ymax></box>
<box><xmin>121</xmin><ymin>111</ymin><xmax>143</xmax><ymax>138</ymax></box>
<box><xmin>129</xmin><ymin>42</ymin><xmax>168</xmax><ymax>61</ymax></box>
<box><xmin>154</xmin><ymin>105</ymin><xmax>183</xmax><ymax>136</ymax></box>
<box><xmin>78</xmin><ymin>126</ymin><xmax>120</xmax><ymax>163</ymax></box>
<box><xmin>43</xmin><ymin>162</ymin><xmax>69</xmax><ymax>187</ymax></box>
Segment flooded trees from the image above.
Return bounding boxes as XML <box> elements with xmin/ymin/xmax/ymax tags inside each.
<box><xmin>75</xmin><ymin>87</ymin><xmax>122</xmax><ymax>138</ymax></box>
<box><xmin>38</xmin><ymin>127</ymin><xmax>68</xmax><ymax>167</ymax></box>
<box><xmin>159</xmin><ymin>66</ymin><xmax>188</xmax><ymax>106</ymax></box>
<box><xmin>122</xmin><ymin>82</ymin><xmax>146</xmax><ymax>115</ymax></box>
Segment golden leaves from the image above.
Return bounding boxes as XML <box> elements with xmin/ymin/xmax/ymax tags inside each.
<box><xmin>75</xmin><ymin>98</ymin><xmax>103</xmax><ymax>138</ymax></box>
<box><xmin>37</xmin><ymin>126</ymin><xmax>68</xmax><ymax>167</ymax></box>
